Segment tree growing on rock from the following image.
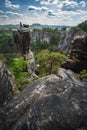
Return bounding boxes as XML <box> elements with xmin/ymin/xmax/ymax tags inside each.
<box><xmin>35</xmin><ymin>49</ymin><xmax>67</xmax><ymax>76</ymax></box>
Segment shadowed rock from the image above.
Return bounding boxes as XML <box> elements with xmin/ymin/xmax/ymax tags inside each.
<box><xmin>61</xmin><ymin>35</ymin><xmax>87</xmax><ymax>73</ymax></box>
<box><xmin>13</xmin><ymin>26</ymin><xmax>38</xmax><ymax>78</ymax></box>
<box><xmin>13</xmin><ymin>28</ymin><xmax>30</xmax><ymax>56</ymax></box>
<box><xmin>58</xmin><ymin>28</ymin><xmax>86</xmax><ymax>53</ymax></box>
<box><xmin>0</xmin><ymin>62</ymin><xmax>15</xmax><ymax>107</ymax></box>
<box><xmin>0</xmin><ymin>68</ymin><xmax>87</xmax><ymax>130</ymax></box>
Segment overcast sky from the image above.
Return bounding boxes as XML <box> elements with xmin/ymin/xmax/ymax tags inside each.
<box><xmin>0</xmin><ymin>0</ymin><xmax>87</xmax><ymax>25</ymax></box>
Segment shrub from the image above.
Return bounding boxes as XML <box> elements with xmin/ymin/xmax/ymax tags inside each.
<box><xmin>35</xmin><ymin>49</ymin><xmax>67</xmax><ymax>76</ymax></box>
<box><xmin>10</xmin><ymin>57</ymin><xmax>32</xmax><ymax>90</ymax></box>
<box><xmin>79</xmin><ymin>70</ymin><xmax>87</xmax><ymax>80</ymax></box>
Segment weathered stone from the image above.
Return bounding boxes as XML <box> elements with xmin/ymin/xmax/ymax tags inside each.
<box><xmin>58</xmin><ymin>28</ymin><xmax>86</xmax><ymax>53</ymax></box>
<box><xmin>13</xmin><ymin>25</ymin><xmax>38</xmax><ymax>78</ymax></box>
<box><xmin>31</xmin><ymin>28</ymin><xmax>86</xmax><ymax>54</ymax></box>
<box><xmin>0</xmin><ymin>62</ymin><xmax>15</xmax><ymax>107</ymax></box>
<box><xmin>26</xmin><ymin>50</ymin><xmax>38</xmax><ymax>79</ymax></box>
<box><xmin>61</xmin><ymin>34</ymin><xmax>87</xmax><ymax>73</ymax></box>
<box><xmin>13</xmin><ymin>28</ymin><xmax>30</xmax><ymax>56</ymax></box>
<box><xmin>0</xmin><ymin>68</ymin><xmax>87</xmax><ymax>130</ymax></box>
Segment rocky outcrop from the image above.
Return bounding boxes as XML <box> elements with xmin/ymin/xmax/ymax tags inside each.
<box><xmin>58</xmin><ymin>28</ymin><xmax>86</xmax><ymax>53</ymax></box>
<box><xmin>13</xmin><ymin>26</ymin><xmax>38</xmax><ymax>78</ymax></box>
<box><xmin>31</xmin><ymin>29</ymin><xmax>60</xmax><ymax>45</ymax></box>
<box><xmin>31</xmin><ymin>28</ymin><xmax>86</xmax><ymax>54</ymax></box>
<box><xmin>0</xmin><ymin>68</ymin><xmax>87</xmax><ymax>130</ymax></box>
<box><xmin>13</xmin><ymin>28</ymin><xmax>30</xmax><ymax>56</ymax></box>
<box><xmin>25</xmin><ymin>50</ymin><xmax>38</xmax><ymax>79</ymax></box>
<box><xmin>61</xmin><ymin>35</ymin><xmax>87</xmax><ymax>73</ymax></box>
<box><xmin>0</xmin><ymin>62</ymin><xmax>15</xmax><ymax>107</ymax></box>
<box><xmin>31</xmin><ymin>30</ymin><xmax>51</xmax><ymax>44</ymax></box>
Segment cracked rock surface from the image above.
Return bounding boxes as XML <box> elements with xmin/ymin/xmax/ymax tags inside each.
<box><xmin>0</xmin><ymin>67</ymin><xmax>87</xmax><ymax>130</ymax></box>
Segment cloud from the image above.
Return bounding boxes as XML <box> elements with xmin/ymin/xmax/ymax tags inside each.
<box><xmin>27</xmin><ymin>0</ymin><xmax>87</xmax><ymax>25</ymax></box>
<box><xmin>79</xmin><ymin>1</ymin><xmax>86</xmax><ymax>8</ymax></box>
<box><xmin>61</xmin><ymin>0</ymin><xmax>78</xmax><ymax>11</ymax></box>
<box><xmin>6</xmin><ymin>11</ymin><xmax>23</xmax><ymax>17</ymax></box>
<box><xmin>0</xmin><ymin>15</ymin><xmax>8</xmax><ymax>19</ymax></box>
<box><xmin>40</xmin><ymin>0</ymin><xmax>58</xmax><ymax>5</ymax></box>
<box><xmin>28</xmin><ymin>6</ymin><xmax>49</xmax><ymax>11</ymax></box>
<box><xmin>0</xmin><ymin>10</ymin><xmax>4</xmax><ymax>14</ymax></box>
<box><xmin>1</xmin><ymin>0</ymin><xmax>87</xmax><ymax>26</ymax></box>
<box><xmin>47</xmin><ymin>10</ymin><xmax>56</xmax><ymax>16</ymax></box>
<box><xmin>28</xmin><ymin>6</ymin><xmax>38</xmax><ymax>11</ymax></box>
<box><xmin>41</xmin><ymin>6</ymin><xmax>49</xmax><ymax>11</ymax></box>
<box><xmin>57</xmin><ymin>0</ymin><xmax>87</xmax><ymax>11</ymax></box>
<box><xmin>5</xmin><ymin>0</ymin><xmax>20</xmax><ymax>9</ymax></box>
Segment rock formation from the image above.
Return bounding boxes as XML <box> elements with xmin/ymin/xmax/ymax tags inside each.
<box><xmin>0</xmin><ymin>62</ymin><xmax>16</xmax><ymax>107</ymax></box>
<box><xmin>13</xmin><ymin>26</ymin><xmax>30</xmax><ymax>56</ymax></box>
<box><xmin>0</xmin><ymin>68</ymin><xmax>87</xmax><ymax>130</ymax></box>
<box><xmin>61</xmin><ymin>34</ymin><xmax>87</xmax><ymax>73</ymax></box>
<box><xmin>30</xmin><ymin>28</ymin><xmax>86</xmax><ymax>54</ymax></box>
<box><xmin>25</xmin><ymin>50</ymin><xmax>38</xmax><ymax>79</ymax></box>
<box><xmin>58</xmin><ymin>28</ymin><xmax>86</xmax><ymax>53</ymax></box>
<box><xmin>13</xmin><ymin>24</ymin><xmax>37</xmax><ymax>79</ymax></box>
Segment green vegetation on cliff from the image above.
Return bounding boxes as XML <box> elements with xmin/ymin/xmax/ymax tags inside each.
<box><xmin>10</xmin><ymin>57</ymin><xmax>32</xmax><ymax>91</ymax></box>
<box><xmin>30</xmin><ymin>27</ymin><xmax>61</xmax><ymax>53</ymax></box>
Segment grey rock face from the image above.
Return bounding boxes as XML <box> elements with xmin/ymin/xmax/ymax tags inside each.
<box><xmin>0</xmin><ymin>62</ymin><xmax>14</xmax><ymax>107</ymax></box>
<box><xmin>61</xmin><ymin>35</ymin><xmax>87</xmax><ymax>73</ymax></box>
<box><xmin>58</xmin><ymin>29</ymin><xmax>86</xmax><ymax>53</ymax></box>
<box><xmin>13</xmin><ymin>28</ymin><xmax>30</xmax><ymax>56</ymax></box>
<box><xmin>25</xmin><ymin>50</ymin><xmax>38</xmax><ymax>79</ymax></box>
<box><xmin>31</xmin><ymin>31</ymin><xmax>50</xmax><ymax>44</ymax></box>
<box><xmin>31</xmin><ymin>28</ymin><xmax>86</xmax><ymax>54</ymax></box>
<box><xmin>0</xmin><ymin>68</ymin><xmax>87</xmax><ymax>130</ymax></box>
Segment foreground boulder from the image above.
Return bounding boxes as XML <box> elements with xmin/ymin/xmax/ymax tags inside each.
<box><xmin>0</xmin><ymin>68</ymin><xmax>87</xmax><ymax>130</ymax></box>
<box><xmin>61</xmin><ymin>35</ymin><xmax>87</xmax><ymax>73</ymax></box>
<box><xmin>0</xmin><ymin>62</ymin><xmax>15</xmax><ymax>107</ymax></box>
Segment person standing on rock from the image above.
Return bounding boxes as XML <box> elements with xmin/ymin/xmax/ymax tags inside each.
<box><xmin>20</xmin><ymin>22</ymin><xmax>22</xmax><ymax>29</ymax></box>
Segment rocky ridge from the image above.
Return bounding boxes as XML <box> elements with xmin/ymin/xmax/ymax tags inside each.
<box><xmin>58</xmin><ymin>28</ymin><xmax>87</xmax><ymax>53</ymax></box>
<box><xmin>31</xmin><ymin>28</ymin><xmax>86</xmax><ymax>54</ymax></box>
<box><xmin>0</xmin><ymin>67</ymin><xmax>87</xmax><ymax>130</ymax></box>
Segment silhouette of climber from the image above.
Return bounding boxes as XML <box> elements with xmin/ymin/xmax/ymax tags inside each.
<box><xmin>20</xmin><ymin>22</ymin><xmax>22</xmax><ymax>29</ymax></box>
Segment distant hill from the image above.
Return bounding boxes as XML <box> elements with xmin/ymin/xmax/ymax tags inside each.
<box><xmin>30</xmin><ymin>23</ymin><xmax>73</xmax><ymax>29</ymax></box>
<box><xmin>0</xmin><ymin>23</ymin><xmax>73</xmax><ymax>30</ymax></box>
<box><xmin>0</xmin><ymin>24</ymin><xmax>19</xmax><ymax>29</ymax></box>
